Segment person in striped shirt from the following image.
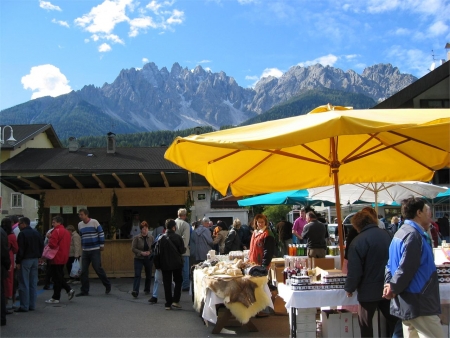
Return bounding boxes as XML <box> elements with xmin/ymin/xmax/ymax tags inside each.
<box><xmin>75</xmin><ymin>208</ymin><xmax>111</xmax><ymax>297</ymax></box>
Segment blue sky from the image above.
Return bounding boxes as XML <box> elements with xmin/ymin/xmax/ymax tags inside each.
<box><xmin>1</xmin><ymin>0</ymin><xmax>449</xmax><ymax>111</ymax></box>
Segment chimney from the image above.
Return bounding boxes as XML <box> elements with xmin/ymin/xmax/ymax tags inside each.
<box><xmin>446</xmin><ymin>42</ymin><xmax>450</xmax><ymax>61</ymax></box>
<box><xmin>68</xmin><ymin>137</ymin><xmax>79</xmax><ymax>152</ymax></box>
<box><xmin>107</xmin><ymin>132</ymin><xmax>116</xmax><ymax>154</ymax></box>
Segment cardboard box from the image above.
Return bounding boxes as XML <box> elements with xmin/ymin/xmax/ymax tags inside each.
<box><xmin>296</xmin><ymin>322</ymin><xmax>317</xmax><ymax>332</ymax></box>
<box><xmin>296</xmin><ymin>313</ymin><xmax>316</xmax><ymax>323</ymax></box>
<box><xmin>321</xmin><ymin>309</ymin><xmax>353</xmax><ymax>338</ymax></box>
<box><xmin>352</xmin><ymin>313</ymin><xmax>361</xmax><ymax>338</ymax></box>
<box><xmin>271</xmin><ymin>290</ymin><xmax>288</xmax><ymax>315</ymax></box>
<box><xmin>311</xmin><ymin>257</ymin><xmax>336</xmax><ymax>270</ymax></box>
<box><xmin>340</xmin><ymin>310</ymin><xmax>353</xmax><ymax>338</ymax></box>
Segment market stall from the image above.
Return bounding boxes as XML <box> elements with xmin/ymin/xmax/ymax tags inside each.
<box><xmin>193</xmin><ymin>257</ymin><xmax>273</xmax><ymax>334</ymax></box>
<box><xmin>278</xmin><ymin>282</ymin><xmax>450</xmax><ymax>338</ymax></box>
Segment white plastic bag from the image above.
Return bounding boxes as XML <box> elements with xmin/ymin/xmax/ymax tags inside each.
<box><xmin>70</xmin><ymin>259</ymin><xmax>81</xmax><ymax>278</ymax></box>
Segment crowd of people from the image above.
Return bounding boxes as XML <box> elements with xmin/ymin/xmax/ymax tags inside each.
<box><xmin>2</xmin><ymin>202</ymin><xmax>449</xmax><ymax>337</ymax></box>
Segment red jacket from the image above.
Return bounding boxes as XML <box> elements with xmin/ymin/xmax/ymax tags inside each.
<box><xmin>48</xmin><ymin>225</ymin><xmax>71</xmax><ymax>265</ymax></box>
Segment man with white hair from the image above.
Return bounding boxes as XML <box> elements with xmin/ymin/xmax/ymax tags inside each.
<box><xmin>175</xmin><ymin>209</ymin><xmax>190</xmax><ymax>291</ymax></box>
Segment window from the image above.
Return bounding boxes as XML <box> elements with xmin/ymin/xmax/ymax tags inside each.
<box><xmin>420</xmin><ymin>99</ymin><xmax>450</xmax><ymax>108</ymax></box>
<box><xmin>11</xmin><ymin>193</ymin><xmax>23</xmax><ymax>208</ymax></box>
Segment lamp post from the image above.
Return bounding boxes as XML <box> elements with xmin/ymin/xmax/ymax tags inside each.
<box><xmin>0</xmin><ymin>125</ymin><xmax>17</xmax><ymax>145</ymax></box>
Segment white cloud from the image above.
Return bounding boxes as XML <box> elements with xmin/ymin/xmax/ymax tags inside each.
<box><xmin>39</xmin><ymin>0</ymin><xmax>61</xmax><ymax>11</ymax></box>
<box><xmin>166</xmin><ymin>9</ymin><xmax>184</xmax><ymax>25</ymax></box>
<box><xmin>394</xmin><ymin>28</ymin><xmax>410</xmax><ymax>35</ymax></box>
<box><xmin>342</xmin><ymin>4</ymin><xmax>351</xmax><ymax>11</ymax></box>
<box><xmin>21</xmin><ymin>64</ymin><xmax>71</xmax><ymax>100</ymax></box>
<box><xmin>261</xmin><ymin>67</ymin><xmax>283</xmax><ymax>78</ymax></box>
<box><xmin>245</xmin><ymin>75</ymin><xmax>259</xmax><ymax>81</ymax></box>
<box><xmin>237</xmin><ymin>0</ymin><xmax>258</xmax><ymax>4</ymax></box>
<box><xmin>98</xmin><ymin>43</ymin><xmax>112</xmax><ymax>52</ymax></box>
<box><xmin>129</xmin><ymin>16</ymin><xmax>157</xmax><ymax>37</ymax></box>
<box><xmin>344</xmin><ymin>54</ymin><xmax>359</xmax><ymax>60</ymax></box>
<box><xmin>387</xmin><ymin>45</ymin><xmax>430</xmax><ymax>76</ymax></box>
<box><xmin>51</xmin><ymin>19</ymin><xmax>69</xmax><ymax>28</ymax></box>
<box><xmin>204</xmin><ymin>67</ymin><xmax>212</xmax><ymax>72</ymax></box>
<box><xmin>75</xmin><ymin>0</ymin><xmax>132</xmax><ymax>34</ymax></box>
<box><xmin>298</xmin><ymin>54</ymin><xmax>339</xmax><ymax>67</ymax></box>
<box><xmin>142</xmin><ymin>57</ymin><xmax>149</xmax><ymax>63</ymax></box>
<box><xmin>198</xmin><ymin>60</ymin><xmax>211</xmax><ymax>64</ymax></box>
<box><xmin>428</xmin><ymin>21</ymin><xmax>449</xmax><ymax>36</ymax></box>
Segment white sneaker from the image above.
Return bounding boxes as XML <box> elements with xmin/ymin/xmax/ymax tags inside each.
<box><xmin>68</xmin><ymin>289</ymin><xmax>75</xmax><ymax>300</ymax></box>
<box><xmin>45</xmin><ymin>298</ymin><xmax>60</xmax><ymax>304</ymax></box>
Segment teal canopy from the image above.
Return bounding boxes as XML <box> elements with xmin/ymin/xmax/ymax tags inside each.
<box><xmin>237</xmin><ymin>189</ymin><xmax>334</xmax><ymax>207</ymax></box>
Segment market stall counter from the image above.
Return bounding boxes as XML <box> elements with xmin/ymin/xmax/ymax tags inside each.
<box><xmin>193</xmin><ymin>257</ymin><xmax>273</xmax><ymax>334</ymax></box>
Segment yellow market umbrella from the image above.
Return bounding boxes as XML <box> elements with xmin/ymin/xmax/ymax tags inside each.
<box><xmin>165</xmin><ymin>105</ymin><xmax>450</xmax><ymax>266</ymax></box>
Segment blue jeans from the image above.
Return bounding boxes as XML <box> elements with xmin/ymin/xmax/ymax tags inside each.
<box><xmin>18</xmin><ymin>258</ymin><xmax>38</xmax><ymax>311</ymax></box>
<box><xmin>182</xmin><ymin>256</ymin><xmax>190</xmax><ymax>290</ymax></box>
<box><xmin>133</xmin><ymin>258</ymin><xmax>153</xmax><ymax>295</ymax></box>
<box><xmin>80</xmin><ymin>249</ymin><xmax>111</xmax><ymax>294</ymax></box>
<box><xmin>152</xmin><ymin>269</ymin><xmax>163</xmax><ymax>298</ymax></box>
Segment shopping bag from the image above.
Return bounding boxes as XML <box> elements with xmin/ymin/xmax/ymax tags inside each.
<box><xmin>70</xmin><ymin>259</ymin><xmax>81</xmax><ymax>278</ymax></box>
<box><xmin>42</xmin><ymin>245</ymin><xmax>58</xmax><ymax>260</ymax></box>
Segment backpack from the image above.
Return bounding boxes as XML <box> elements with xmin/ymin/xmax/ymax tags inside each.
<box><xmin>152</xmin><ymin>233</ymin><xmax>163</xmax><ymax>269</ymax></box>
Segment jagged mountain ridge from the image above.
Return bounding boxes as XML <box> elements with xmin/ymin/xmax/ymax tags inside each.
<box><xmin>0</xmin><ymin>62</ymin><xmax>416</xmax><ymax>139</ymax></box>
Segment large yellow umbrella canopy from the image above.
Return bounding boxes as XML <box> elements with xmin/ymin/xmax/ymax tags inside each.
<box><xmin>165</xmin><ymin>105</ymin><xmax>450</xmax><ymax>264</ymax></box>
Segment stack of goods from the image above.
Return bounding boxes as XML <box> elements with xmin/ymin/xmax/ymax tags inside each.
<box><xmin>321</xmin><ymin>274</ymin><xmax>347</xmax><ymax>289</ymax></box>
<box><xmin>228</xmin><ymin>251</ymin><xmax>244</xmax><ymax>261</ymax></box>
<box><xmin>196</xmin><ymin>258</ymin><xmax>255</xmax><ymax>277</ymax></box>
<box><xmin>436</xmin><ymin>265</ymin><xmax>450</xmax><ymax>283</ymax></box>
<box><xmin>291</xmin><ymin>308</ymin><xmax>317</xmax><ymax>338</ymax></box>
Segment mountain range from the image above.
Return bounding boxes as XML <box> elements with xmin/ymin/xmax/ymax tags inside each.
<box><xmin>0</xmin><ymin>62</ymin><xmax>417</xmax><ymax>140</ymax></box>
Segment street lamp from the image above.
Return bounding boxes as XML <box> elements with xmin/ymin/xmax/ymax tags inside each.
<box><xmin>1</xmin><ymin>125</ymin><xmax>17</xmax><ymax>145</ymax></box>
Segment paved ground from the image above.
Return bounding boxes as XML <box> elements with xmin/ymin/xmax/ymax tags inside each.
<box><xmin>1</xmin><ymin>278</ymin><xmax>290</xmax><ymax>338</ymax></box>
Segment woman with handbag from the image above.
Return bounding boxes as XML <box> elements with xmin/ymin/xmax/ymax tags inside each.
<box><xmin>65</xmin><ymin>225</ymin><xmax>81</xmax><ymax>284</ymax></box>
<box><xmin>44</xmin><ymin>216</ymin><xmax>74</xmax><ymax>304</ymax></box>
<box><xmin>131</xmin><ymin>221</ymin><xmax>154</xmax><ymax>298</ymax></box>
<box><xmin>153</xmin><ymin>219</ymin><xmax>186</xmax><ymax>310</ymax></box>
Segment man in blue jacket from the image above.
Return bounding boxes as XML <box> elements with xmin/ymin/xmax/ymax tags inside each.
<box><xmin>383</xmin><ymin>197</ymin><xmax>442</xmax><ymax>338</ymax></box>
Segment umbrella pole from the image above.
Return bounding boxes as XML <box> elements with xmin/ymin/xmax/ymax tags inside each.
<box><xmin>333</xmin><ymin>171</ymin><xmax>345</xmax><ymax>269</ymax></box>
<box><xmin>331</xmin><ymin>138</ymin><xmax>345</xmax><ymax>269</ymax></box>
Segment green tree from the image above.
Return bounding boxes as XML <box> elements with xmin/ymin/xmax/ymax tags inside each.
<box><xmin>262</xmin><ymin>205</ymin><xmax>292</xmax><ymax>224</ymax></box>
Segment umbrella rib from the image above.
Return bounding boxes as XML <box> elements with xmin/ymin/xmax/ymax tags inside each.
<box><xmin>266</xmin><ymin>149</ymin><xmax>329</xmax><ymax>165</ymax></box>
<box><xmin>344</xmin><ymin>139</ymin><xmax>409</xmax><ymax>163</ymax></box>
<box><xmin>230</xmin><ymin>153</ymin><xmax>273</xmax><ymax>185</ymax></box>
<box><xmin>388</xmin><ymin>131</ymin><xmax>447</xmax><ymax>152</ymax></box>
<box><xmin>208</xmin><ymin>150</ymin><xmax>241</xmax><ymax>164</ymax></box>
<box><xmin>341</xmin><ymin>134</ymin><xmax>379</xmax><ymax>163</ymax></box>
<box><xmin>301</xmin><ymin>144</ymin><xmax>330</xmax><ymax>162</ymax></box>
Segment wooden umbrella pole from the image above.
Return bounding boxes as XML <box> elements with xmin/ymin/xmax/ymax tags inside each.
<box><xmin>330</xmin><ymin>137</ymin><xmax>345</xmax><ymax>269</ymax></box>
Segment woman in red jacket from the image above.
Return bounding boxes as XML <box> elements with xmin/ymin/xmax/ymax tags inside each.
<box><xmin>1</xmin><ymin>218</ymin><xmax>18</xmax><ymax>310</ymax></box>
<box><xmin>45</xmin><ymin>216</ymin><xmax>74</xmax><ymax>304</ymax></box>
<box><xmin>248</xmin><ymin>214</ymin><xmax>275</xmax><ymax>269</ymax></box>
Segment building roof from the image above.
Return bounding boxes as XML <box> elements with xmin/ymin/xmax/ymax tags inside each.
<box><xmin>0</xmin><ymin>146</ymin><xmax>209</xmax><ymax>196</ymax></box>
<box><xmin>373</xmin><ymin>60</ymin><xmax>449</xmax><ymax>109</ymax></box>
<box><xmin>0</xmin><ymin>124</ymin><xmax>62</xmax><ymax>150</ymax></box>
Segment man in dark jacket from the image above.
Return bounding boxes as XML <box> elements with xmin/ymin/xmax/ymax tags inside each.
<box><xmin>384</xmin><ymin>197</ymin><xmax>442</xmax><ymax>337</ymax></box>
<box><xmin>154</xmin><ymin>219</ymin><xmax>186</xmax><ymax>310</ymax></box>
<box><xmin>344</xmin><ymin>208</ymin><xmax>398</xmax><ymax>337</ymax></box>
<box><xmin>15</xmin><ymin>217</ymin><xmax>44</xmax><ymax>312</ymax></box>
<box><xmin>1</xmin><ymin>227</ymin><xmax>11</xmax><ymax>326</ymax></box>
<box><xmin>275</xmin><ymin>217</ymin><xmax>293</xmax><ymax>256</ymax></box>
<box><xmin>301</xmin><ymin>212</ymin><xmax>328</xmax><ymax>258</ymax></box>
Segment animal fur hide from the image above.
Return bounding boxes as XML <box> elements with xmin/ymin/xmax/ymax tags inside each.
<box><xmin>206</xmin><ymin>275</ymin><xmax>271</xmax><ymax>324</ymax></box>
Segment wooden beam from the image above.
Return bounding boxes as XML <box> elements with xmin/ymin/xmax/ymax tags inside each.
<box><xmin>160</xmin><ymin>171</ymin><xmax>169</xmax><ymax>187</ymax></box>
<box><xmin>69</xmin><ymin>174</ymin><xmax>84</xmax><ymax>189</ymax></box>
<box><xmin>17</xmin><ymin>176</ymin><xmax>41</xmax><ymax>190</ymax></box>
<box><xmin>40</xmin><ymin>175</ymin><xmax>61</xmax><ymax>189</ymax></box>
<box><xmin>139</xmin><ymin>172</ymin><xmax>150</xmax><ymax>188</ymax></box>
<box><xmin>112</xmin><ymin>173</ymin><xmax>126</xmax><ymax>188</ymax></box>
<box><xmin>92</xmin><ymin>174</ymin><xmax>106</xmax><ymax>189</ymax></box>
